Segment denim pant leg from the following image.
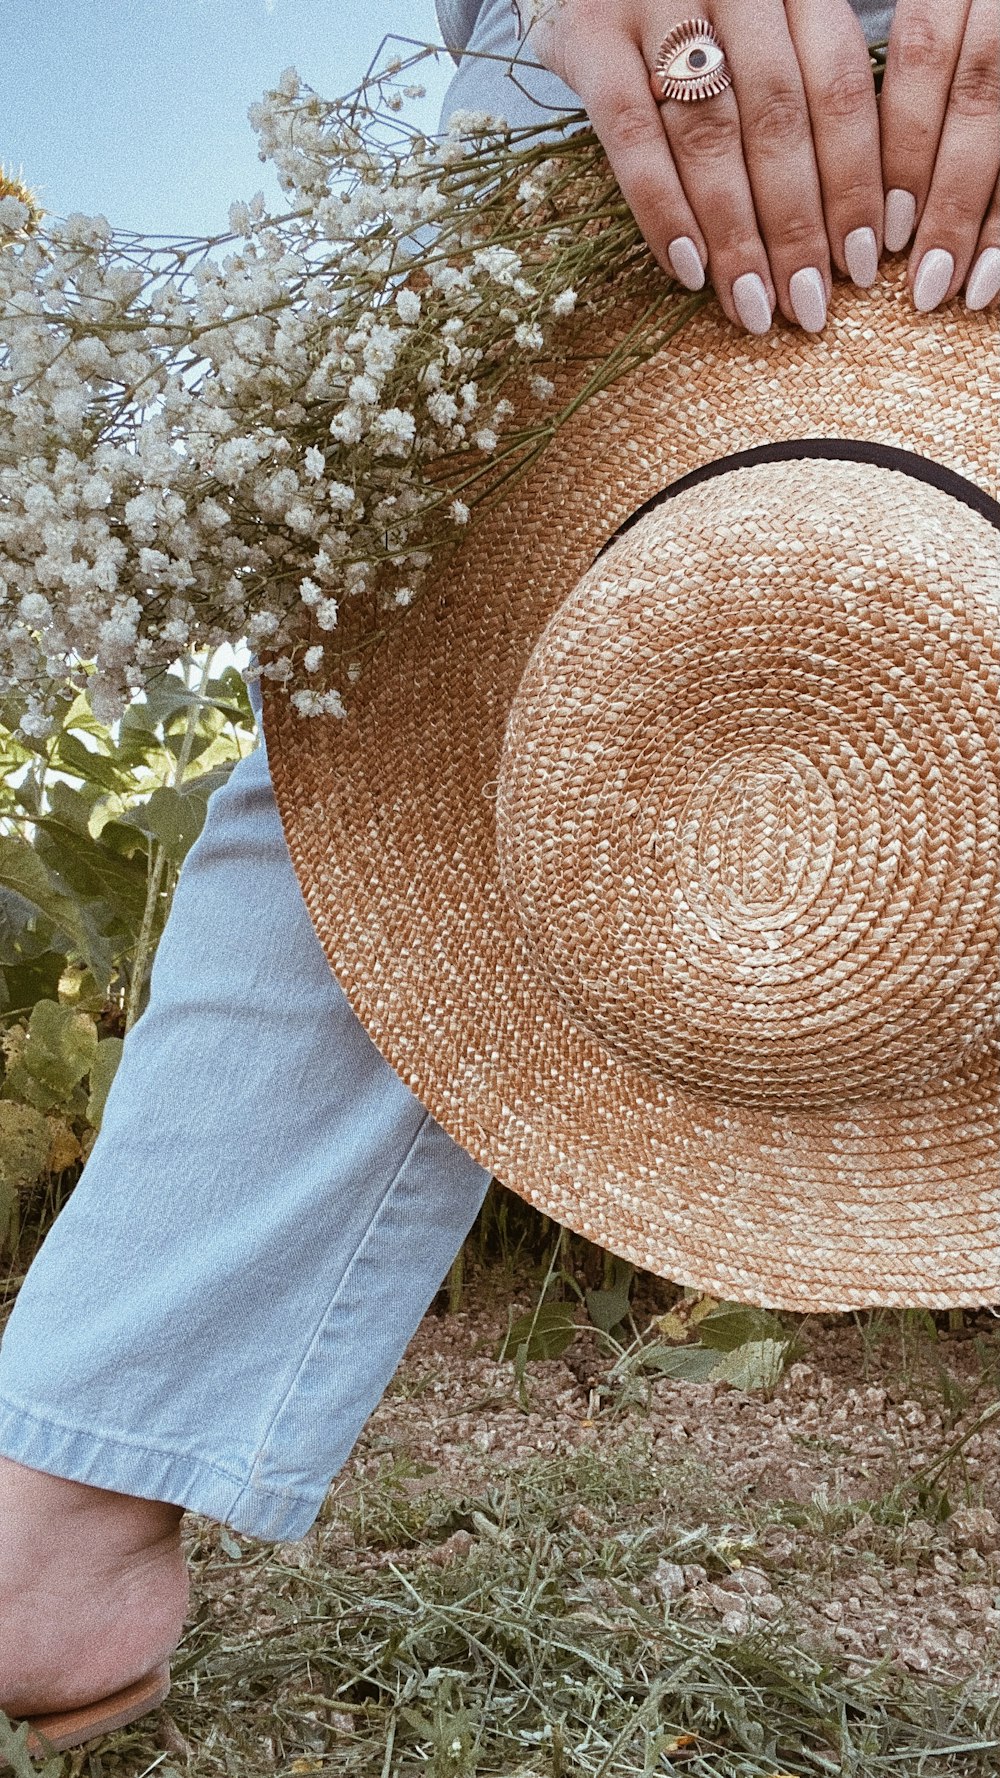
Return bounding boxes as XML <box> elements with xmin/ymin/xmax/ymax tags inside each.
<box><xmin>0</xmin><ymin>720</ymin><xmax>491</xmax><ymax>1540</ymax></box>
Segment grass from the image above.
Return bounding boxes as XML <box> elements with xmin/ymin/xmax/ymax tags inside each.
<box><xmin>5</xmin><ymin>1190</ymin><xmax>1000</xmax><ymax>1776</ymax></box>
<box><xmin>5</xmin><ymin>1434</ymin><xmax>1000</xmax><ymax>1777</ymax></box>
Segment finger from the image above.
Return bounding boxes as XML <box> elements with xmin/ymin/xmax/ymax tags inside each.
<box><xmin>965</xmin><ymin>174</ymin><xmax>1000</xmax><ymax>311</ymax></box>
<box><xmin>709</xmin><ymin>0</ymin><xmax>833</xmax><ymax>330</ymax></box>
<box><xmin>556</xmin><ymin>25</ymin><xmax>713</xmax><ymax>293</ymax></box>
<box><xmin>647</xmin><ymin>42</ymin><xmax>776</xmax><ymax>333</ymax></box>
<box><xmin>879</xmin><ymin>0</ymin><xmax>971</xmax><ymax>254</ymax></box>
<box><xmin>784</xmin><ymin>0</ymin><xmax>884</xmax><ymax>288</ymax></box>
<box><xmin>907</xmin><ymin>0</ymin><xmax>1000</xmax><ymax>310</ymax></box>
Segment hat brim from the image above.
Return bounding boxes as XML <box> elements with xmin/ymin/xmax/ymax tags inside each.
<box><xmin>263</xmin><ymin>260</ymin><xmax>1000</xmax><ymax>1312</ymax></box>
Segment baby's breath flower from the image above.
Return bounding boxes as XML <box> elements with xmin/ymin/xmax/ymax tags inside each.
<box><xmin>514</xmin><ymin>320</ymin><xmax>544</xmax><ymax>351</ymax></box>
<box><xmin>395</xmin><ymin>286</ymin><xmax>421</xmax><ymax>324</ymax></box>
<box><xmin>0</xmin><ymin>52</ymin><xmax>703</xmax><ymax>730</ymax></box>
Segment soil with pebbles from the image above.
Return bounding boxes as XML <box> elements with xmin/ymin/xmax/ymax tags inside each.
<box><xmin>322</xmin><ymin>1264</ymin><xmax>1000</xmax><ymax>1688</ymax></box>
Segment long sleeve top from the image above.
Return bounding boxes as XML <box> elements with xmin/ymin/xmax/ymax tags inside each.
<box><xmin>436</xmin><ymin>0</ymin><xmax>897</xmax><ymax>57</ymax></box>
<box><xmin>433</xmin><ymin>0</ymin><xmax>897</xmax><ymax>130</ymax></box>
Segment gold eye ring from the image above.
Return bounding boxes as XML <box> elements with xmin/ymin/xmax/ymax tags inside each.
<box><xmin>650</xmin><ymin>18</ymin><xmax>732</xmax><ymax>104</ymax></box>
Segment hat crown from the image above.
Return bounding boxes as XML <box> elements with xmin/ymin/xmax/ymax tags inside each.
<box><xmin>496</xmin><ymin>461</ymin><xmax>1000</xmax><ymax>1109</ymax></box>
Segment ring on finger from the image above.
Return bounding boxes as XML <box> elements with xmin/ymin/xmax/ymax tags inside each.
<box><xmin>649</xmin><ymin>17</ymin><xmax>733</xmax><ymax>103</ymax></box>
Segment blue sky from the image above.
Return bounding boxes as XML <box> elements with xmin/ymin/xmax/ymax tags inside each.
<box><xmin>2</xmin><ymin>0</ymin><xmax>454</xmax><ymax>237</ymax></box>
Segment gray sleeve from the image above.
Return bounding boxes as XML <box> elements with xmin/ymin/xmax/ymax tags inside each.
<box><xmin>437</xmin><ymin>0</ymin><xmax>896</xmax><ymax>60</ymax></box>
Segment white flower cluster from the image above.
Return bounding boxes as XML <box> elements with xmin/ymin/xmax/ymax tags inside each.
<box><xmin>0</xmin><ymin>53</ymin><xmax>686</xmax><ymax>735</ymax></box>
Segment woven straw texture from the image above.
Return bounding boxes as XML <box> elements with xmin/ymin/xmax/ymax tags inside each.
<box><xmin>263</xmin><ymin>258</ymin><xmax>1000</xmax><ymax>1311</ymax></box>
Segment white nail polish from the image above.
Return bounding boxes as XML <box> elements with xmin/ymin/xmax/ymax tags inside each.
<box><xmin>844</xmin><ymin>226</ymin><xmax>878</xmax><ymax>289</ymax></box>
<box><xmin>789</xmin><ymin>265</ymin><xmax>828</xmax><ymax>332</ymax></box>
<box><xmin>966</xmin><ymin>246</ymin><xmax>1000</xmax><ymax>311</ymax></box>
<box><xmin>884</xmin><ymin>188</ymin><xmax>916</xmax><ymax>253</ymax></box>
<box><xmin>913</xmin><ymin>247</ymin><xmax>955</xmax><ymax>312</ymax></box>
<box><xmin>732</xmin><ymin>271</ymin><xmax>772</xmax><ymax>334</ymax></box>
<box><xmin>667</xmin><ymin>235</ymin><xmax>705</xmax><ymax>291</ymax></box>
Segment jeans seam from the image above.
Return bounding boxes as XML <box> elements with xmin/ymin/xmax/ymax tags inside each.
<box><xmin>244</xmin><ymin>1105</ymin><xmax>434</xmax><ymax>1484</ymax></box>
<box><xmin>0</xmin><ymin>1391</ymin><xmax>314</xmax><ymax>1505</ymax></box>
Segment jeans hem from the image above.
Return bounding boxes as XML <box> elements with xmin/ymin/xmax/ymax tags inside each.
<box><xmin>0</xmin><ymin>1395</ymin><xmax>322</xmax><ymax>1541</ymax></box>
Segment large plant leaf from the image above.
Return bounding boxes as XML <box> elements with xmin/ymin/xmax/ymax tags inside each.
<box><xmin>120</xmin><ymin>774</ymin><xmax>226</xmax><ymax>866</ymax></box>
<box><xmin>0</xmin><ymin>834</ymin><xmax>114</xmax><ymax>988</ymax></box>
<box><xmin>2</xmin><ymin>999</ymin><xmax>99</xmax><ymax>1112</ymax></box>
<box><xmin>0</xmin><ymin>888</ymin><xmax>57</xmax><ymax>965</ymax></box>
<box><xmin>696</xmin><ymin>1303</ymin><xmax>789</xmax><ymax>1352</ymax></box>
<box><xmin>633</xmin><ymin>1341</ymin><xmax>722</xmax><ymax>1382</ymax></box>
<box><xmin>714</xmin><ymin>1338</ymin><xmax>790</xmax><ymax>1395</ymax></box>
<box><xmin>50</xmin><ymin>730</ymin><xmax>138</xmax><ymax>796</ymax></box>
<box><xmin>87</xmin><ymin>1036</ymin><xmax>123</xmax><ymax>1131</ymax></box>
<box><xmin>30</xmin><ymin>816</ymin><xmax>150</xmax><ymax>937</ymax></box>
<box><xmin>499</xmin><ymin>1301</ymin><xmax>580</xmax><ymax>1363</ymax></box>
<box><xmin>585</xmin><ymin>1256</ymin><xmax>635</xmax><ymax>1334</ymax></box>
<box><xmin>0</xmin><ymin>1099</ymin><xmax>52</xmax><ymax>1187</ymax></box>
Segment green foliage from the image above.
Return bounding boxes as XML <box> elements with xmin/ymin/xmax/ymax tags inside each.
<box><xmin>0</xmin><ymin>653</ymin><xmax>258</xmax><ymax>1262</ymax></box>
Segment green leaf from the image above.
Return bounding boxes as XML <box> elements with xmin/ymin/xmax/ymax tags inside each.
<box><xmin>633</xmin><ymin>1341</ymin><xmax>722</xmax><ymax>1382</ymax></box>
<box><xmin>696</xmin><ymin>1303</ymin><xmax>789</xmax><ymax>1352</ymax></box>
<box><xmin>499</xmin><ymin>1301</ymin><xmax>579</xmax><ymax>1363</ymax></box>
<box><xmin>714</xmin><ymin>1338</ymin><xmax>790</xmax><ymax>1395</ymax></box>
<box><xmin>50</xmin><ymin>729</ymin><xmax>136</xmax><ymax>795</ymax></box>
<box><xmin>0</xmin><ymin>1099</ymin><xmax>52</xmax><ymax>1188</ymax></box>
<box><xmin>585</xmin><ymin>1256</ymin><xmax>635</xmax><ymax>1333</ymax></box>
<box><xmin>4</xmin><ymin>999</ymin><xmax>99</xmax><ymax>1112</ymax></box>
<box><xmin>86</xmin><ymin>1036</ymin><xmax>123</xmax><ymax>1131</ymax></box>
<box><xmin>0</xmin><ymin>888</ymin><xmax>57</xmax><ymax>965</ymax></box>
<box><xmin>0</xmin><ymin>833</ymin><xmax>114</xmax><ymax>989</ymax></box>
<box><xmin>30</xmin><ymin>817</ymin><xmax>149</xmax><ymax>942</ymax></box>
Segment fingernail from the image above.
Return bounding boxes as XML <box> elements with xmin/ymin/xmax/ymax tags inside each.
<box><xmin>732</xmin><ymin>271</ymin><xmax>772</xmax><ymax>334</ymax></box>
<box><xmin>789</xmin><ymin>265</ymin><xmax>828</xmax><ymax>332</ymax></box>
<box><xmin>667</xmin><ymin>235</ymin><xmax>705</xmax><ymax>291</ymax></box>
<box><xmin>913</xmin><ymin>247</ymin><xmax>955</xmax><ymax>312</ymax></box>
<box><xmin>966</xmin><ymin>245</ymin><xmax>1000</xmax><ymax>311</ymax></box>
<box><xmin>884</xmin><ymin>188</ymin><xmax>916</xmax><ymax>253</ymax></box>
<box><xmin>844</xmin><ymin>225</ymin><xmax>878</xmax><ymax>288</ymax></box>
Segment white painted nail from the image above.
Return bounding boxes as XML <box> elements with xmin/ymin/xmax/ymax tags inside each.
<box><xmin>789</xmin><ymin>265</ymin><xmax>828</xmax><ymax>332</ymax></box>
<box><xmin>966</xmin><ymin>245</ymin><xmax>1000</xmax><ymax>311</ymax></box>
<box><xmin>667</xmin><ymin>235</ymin><xmax>706</xmax><ymax>291</ymax></box>
<box><xmin>913</xmin><ymin>246</ymin><xmax>955</xmax><ymax>312</ymax></box>
<box><xmin>884</xmin><ymin>188</ymin><xmax>916</xmax><ymax>253</ymax></box>
<box><xmin>844</xmin><ymin>225</ymin><xmax>878</xmax><ymax>289</ymax></box>
<box><xmin>732</xmin><ymin>271</ymin><xmax>772</xmax><ymax>334</ymax></box>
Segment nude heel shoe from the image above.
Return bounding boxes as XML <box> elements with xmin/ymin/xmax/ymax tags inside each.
<box><xmin>1</xmin><ymin>1663</ymin><xmax>171</xmax><ymax>1763</ymax></box>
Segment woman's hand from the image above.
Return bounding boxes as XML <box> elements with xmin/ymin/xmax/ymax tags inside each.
<box><xmin>879</xmin><ymin>0</ymin><xmax>1000</xmax><ymax>310</ymax></box>
<box><xmin>525</xmin><ymin>0</ymin><xmax>884</xmax><ymax>335</ymax></box>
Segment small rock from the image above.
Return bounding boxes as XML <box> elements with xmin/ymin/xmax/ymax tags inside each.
<box><xmin>652</xmin><ymin>1560</ymin><xmax>686</xmax><ymax>1602</ymax></box>
<box><xmin>682</xmin><ymin>1562</ymin><xmax>709</xmax><ymax>1590</ymax></box>
<box><xmin>719</xmin><ymin>1566</ymin><xmax>772</xmax><ymax>1598</ymax></box>
<box><xmin>785</xmin><ymin>1362</ymin><xmax>815</xmax><ymax>1393</ymax></box>
<box><xmin>947</xmin><ymin>1507</ymin><xmax>1000</xmax><ymax>1555</ymax></box>
<box><xmin>751</xmin><ymin>1593</ymin><xmax>782</xmax><ymax>1621</ymax></box>
<box><xmin>823</xmin><ymin>1600</ymin><xmax>844</xmax><ymax>1621</ymax></box>
<box><xmin>426</xmin><ymin>1528</ymin><xmax>475</xmax><ymax>1566</ymax></box>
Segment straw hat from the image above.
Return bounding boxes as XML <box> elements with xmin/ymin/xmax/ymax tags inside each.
<box><xmin>261</xmin><ymin>257</ymin><xmax>1000</xmax><ymax>1312</ymax></box>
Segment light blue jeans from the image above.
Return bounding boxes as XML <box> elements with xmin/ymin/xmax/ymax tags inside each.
<box><xmin>0</xmin><ymin>2</ymin><xmax>568</xmax><ymax>1542</ymax></box>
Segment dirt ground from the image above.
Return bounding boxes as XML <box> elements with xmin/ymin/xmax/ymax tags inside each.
<box><xmin>316</xmin><ymin>1267</ymin><xmax>1000</xmax><ymax>1688</ymax></box>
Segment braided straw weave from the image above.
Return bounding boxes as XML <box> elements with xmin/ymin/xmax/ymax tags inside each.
<box><xmin>263</xmin><ymin>258</ymin><xmax>1000</xmax><ymax>1311</ymax></box>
